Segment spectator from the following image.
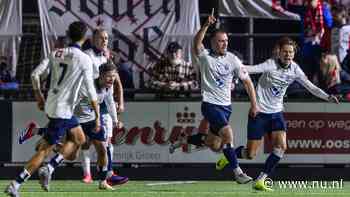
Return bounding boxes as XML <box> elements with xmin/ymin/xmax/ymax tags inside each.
<box><xmin>302</xmin><ymin>0</ymin><xmax>332</xmax><ymax>80</ymax></box>
<box><xmin>315</xmin><ymin>53</ymin><xmax>341</xmax><ymax>91</ymax></box>
<box><xmin>330</xmin><ymin>5</ymin><xmax>348</xmax><ymax>61</ymax></box>
<box><xmin>0</xmin><ymin>56</ymin><xmax>18</xmax><ymax>90</ymax></box>
<box><xmin>118</xmin><ymin>60</ymin><xmax>135</xmax><ymax>99</ymax></box>
<box><xmin>146</xmin><ymin>41</ymin><xmax>199</xmax><ymax>97</ymax></box>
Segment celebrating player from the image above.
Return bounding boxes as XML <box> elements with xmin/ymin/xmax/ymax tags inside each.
<box><xmin>216</xmin><ymin>37</ymin><xmax>339</xmax><ymax>191</ymax></box>
<box><xmin>192</xmin><ymin>9</ymin><xmax>259</xmax><ymax>184</ymax></box>
<box><xmin>4</xmin><ymin>21</ymin><xmax>99</xmax><ymax>197</ymax></box>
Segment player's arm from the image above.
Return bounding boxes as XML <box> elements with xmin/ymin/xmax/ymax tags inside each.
<box><xmin>193</xmin><ymin>8</ymin><xmax>216</xmax><ymax>56</ymax></box>
<box><xmin>295</xmin><ymin>67</ymin><xmax>339</xmax><ymax>103</ymax></box>
<box><xmin>243</xmin><ymin>59</ymin><xmax>273</xmax><ymax>74</ymax></box>
<box><xmin>113</xmin><ymin>72</ymin><xmax>124</xmax><ymax>112</ymax></box>
<box><xmin>31</xmin><ymin>58</ymin><xmax>50</xmax><ymax>111</ymax></box>
<box><xmin>106</xmin><ymin>88</ymin><xmax>118</xmax><ymax>127</ymax></box>
<box><xmin>241</xmin><ymin>74</ymin><xmax>259</xmax><ymax>117</ymax></box>
<box><xmin>82</xmin><ymin>58</ymin><xmax>100</xmax><ymax>131</ymax></box>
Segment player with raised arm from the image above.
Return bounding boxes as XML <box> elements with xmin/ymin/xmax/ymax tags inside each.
<box><xmin>192</xmin><ymin>9</ymin><xmax>259</xmax><ymax>184</ymax></box>
<box><xmin>215</xmin><ymin>37</ymin><xmax>339</xmax><ymax>191</ymax></box>
<box><xmin>4</xmin><ymin>21</ymin><xmax>99</xmax><ymax>197</ymax></box>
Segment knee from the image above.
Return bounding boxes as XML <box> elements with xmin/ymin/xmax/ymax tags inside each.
<box><xmin>208</xmin><ymin>141</ymin><xmax>222</xmax><ymax>152</ymax></box>
<box><xmin>219</xmin><ymin>127</ymin><xmax>233</xmax><ymax>145</ymax></box>
<box><xmin>78</xmin><ymin>135</ymin><xmax>86</xmax><ymax>146</ymax></box>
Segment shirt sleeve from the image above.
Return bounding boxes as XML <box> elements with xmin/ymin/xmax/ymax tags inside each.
<box><xmin>232</xmin><ymin>55</ymin><xmax>249</xmax><ymax>80</ymax></box>
<box><xmin>295</xmin><ymin>66</ymin><xmax>329</xmax><ymax>101</ymax></box>
<box><xmin>81</xmin><ymin>57</ymin><xmax>97</xmax><ymax>101</ymax></box>
<box><xmin>196</xmin><ymin>49</ymin><xmax>210</xmax><ymax>69</ymax></box>
<box><xmin>243</xmin><ymin>59</ymin><xmax>273</xmax><ymax>74</ymax></box>
<box><xmin>105</xmin><ymin>87</ymin><xmax>118</xmax><ymax>125</ymax></box>
<box><xmin>31</xmin><ymin>58</ymin><xmax>50</xmax><ymax>90</ymax></box>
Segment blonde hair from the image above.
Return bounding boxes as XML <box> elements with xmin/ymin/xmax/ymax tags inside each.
<box><xmin>320</xmin><ymin>53</ymin><xmax>341</xmax><ymax>88</ymax></box>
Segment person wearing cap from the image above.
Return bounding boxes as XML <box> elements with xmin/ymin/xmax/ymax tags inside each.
<box><xmin>146</xmin><ymin>41</ymin><xmax>199</xmax><ymax>95</ymax></box>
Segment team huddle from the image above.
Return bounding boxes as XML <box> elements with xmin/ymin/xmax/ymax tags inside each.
<box><xmin>4</xmin><ymin>11</ymin><xmax>340</xmax><ymax>197</ymax></box>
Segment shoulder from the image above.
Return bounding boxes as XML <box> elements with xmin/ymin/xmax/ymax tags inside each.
<box><xmin>290</xmin><ymin>61</ymin><xmax>305</xmax><ymax>75</ymax></box>
<box><xmin>261</xmin><ymin>58</ymin><xmax>278</xmax><ymax>69</ymax></box>
<box><xmin>226</xmin><ymin>52</ymin><xmax>241</xmax><ymax>63</ymax></box>
<box><xmin>198</xmin><ymin>48</ymin><xmax>210</xmax><ymax>58</ymax></box>
<box><xmin>84</xmin><ymin>49</ymin><xmax>94</xmax><ymax>56</ymax></box>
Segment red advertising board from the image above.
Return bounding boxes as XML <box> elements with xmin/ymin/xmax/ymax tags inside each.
<box><xmin>264</xmin><ymin>113</ymin><xmax>350</xmax><ymax>154</ymax></box>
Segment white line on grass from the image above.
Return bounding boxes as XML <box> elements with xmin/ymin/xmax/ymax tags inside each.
<box><xmin>146</xmin><ymin>181</ymin><xmax>198</xmax><ymax>186</ymax></box>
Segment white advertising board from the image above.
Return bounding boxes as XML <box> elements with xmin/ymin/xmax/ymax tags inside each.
<box><xmin>12</xmin><ymin>102</ymin><xmax>350</xmax><ymax>164</ymax></box>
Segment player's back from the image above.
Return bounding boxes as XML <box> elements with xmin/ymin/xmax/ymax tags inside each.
<box><xmin>45</xmin><ymin>45</ymin><xmax>93</xmax><ymax>119</ymax></box>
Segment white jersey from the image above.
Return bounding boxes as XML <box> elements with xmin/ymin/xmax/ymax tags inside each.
<box><xmin>197</xmin><ymin>49</ymin><xmax>249</xmax><ymax>106</ymax></box>
<box><xmin>37</xmin><ymin>45</ymin><xmax>97</xmax><ymax>119</ymax></box>
<box><xmin>84</xmin><ymin>48</ymin><xmax>108</xmax><ymax>79</ymax></box>
<box><xmin>75</xmin><ymin>82</ymin><xmax>118</xmax><ymax>125</ymax></box>
<box><xmin>245</xmin><ymin>59</ymin><xmax>329</xmax><ymax>113</ymax></box>
<box><xmin>75</xmin><ymin>47</ymin><xmax>117</xmax><ymax>125</ymax></box>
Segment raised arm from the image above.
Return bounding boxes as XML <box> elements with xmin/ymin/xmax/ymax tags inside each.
<box><xmin>193</xmin><ymin>8</ymin><xmax>216</xmax><ymax>56</ymax></box>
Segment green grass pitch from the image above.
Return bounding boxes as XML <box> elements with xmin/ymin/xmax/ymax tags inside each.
<box><xmin>1</xmin><ymin>180</ymin><xmax>349</xmax><ymax>197</ymax></box>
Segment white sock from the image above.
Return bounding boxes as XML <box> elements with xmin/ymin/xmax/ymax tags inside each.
<box><xmin>13</xmin><ymin>181</ymin><xmax>21</xmax><ymax>190</ymax></box>
<box><xmin>82</xmin><ymin>149</ymin><xmax>91</xmax><ymax>176</ymax></box>
<box><xmin>47</xmin><ymin>153</ymin><xmax>64</xmax><ymax>175</ymax></box>
<box><xmin>14</xmin><ymin>169</ymin><xmax>31</xmax><ymax>189</ymax></box>
<box><xmin>233</xmin><ymin>166</ymin><xmax>243</xmax><ymax>176</ymax></box>
<box><xmin>256</xmin><ymin>172</ymin><xmax>268</xmax><ymax>181</ymax></box>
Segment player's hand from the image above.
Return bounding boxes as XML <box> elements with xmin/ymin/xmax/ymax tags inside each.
<box><xmin>37</xmin><ymin>100</ymin><xmax>45</xmax><ymax>111</ymax></box>
<box><xmin>117</xmin><ymin>103</ymin><xmax>125</xmax><ymax>113</ymax></box>
<box><xmin>94</xmin><ymin>118</ymin><xmax>101</xmax><ymax>133</ymax></box>
<box><xmin>249</xmin><ymin>106</ymin><xmax>260</xmax><ymax>118</ymax></box>
<box><xmin>328</xmin><ymin>95</ymin><xmax>339</xmax><ymax>104</ymax></box>
<box><xmin>168</xmin><ymin>81</ymin><xmax>178</xmax><ymax>90</ymax></box>
<box><xmin>36</xmin><ymin>95</ymin><xmax>45</xmax><ymax>111</ymax></box>
<box><xmin>204</xmin><ymin>8</ymin><xmax>216</xmax><ymax>27</ymax></box>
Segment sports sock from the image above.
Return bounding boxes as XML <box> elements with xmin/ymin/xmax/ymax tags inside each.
<box><xmin>222</xmin><ymin>143</ymin><xmax>241</xmax><ymax>175</ymax></box>
<box><xmin>82</xmin><ymin>149</ymin><xmax>91</xmax><ymax>176</ymax></box>
<box><xmin>48</xmin><ymin>153</ymin><xmax>64</xmax><ymax>174</ymax></box>
<box><xmin>14</xmin><ymin>168</ymin><xmax>31</xmax><ymax>189</ymax></box>
<box><xmin>187</xmin><ymin>133</ymin><xmax>207</xmax><ymax>146</ymax></box>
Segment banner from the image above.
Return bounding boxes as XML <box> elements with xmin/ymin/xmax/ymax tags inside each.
<box><xmin>219</xmin><ymin>0</ymin><xmax>300</xmax><ymax>20</ymax></box>
<box><xmin>265</xmin><ymin>113</ymin><xmax>350</xmax><ymax>154</ymax></box>
<box><xmin>12</xmin><ymin>102</ymin><xmax>350</xmax><ymax>164</ymax></box>
<box><xmin>0</xmin><ymin>0</ymin><xmax>22</xmax><ymax>77</ymax></box>
<box><xmin>38</xmin><ymin>0</ymin><xmax>200</xmax><ymax>87</ymax></box>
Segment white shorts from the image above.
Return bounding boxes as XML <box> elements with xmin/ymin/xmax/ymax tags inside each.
<box><xmin>102</xmin><ymin>113</ymin><xmax>113</xmax><ymax>138</ymax></box>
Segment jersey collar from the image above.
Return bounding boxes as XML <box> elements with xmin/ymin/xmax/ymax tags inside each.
<box><xmin>209</xmin><ymin>49</ymin><xmax>227</xmax><ymax>58</ymax></box>
<box><xmin>277</xmin><ymin>59</ymin><xmax>291</xmax><ymax>69</ymax></box>
<box><xmin>69</xmin><ymin>43</ymin><xmax>81</xmax><ymax>50</ymax></box>
<box><xmin>92</xmin><ymin>46</ymin><xmax>104</xmax><ymax>56</ymax></box>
